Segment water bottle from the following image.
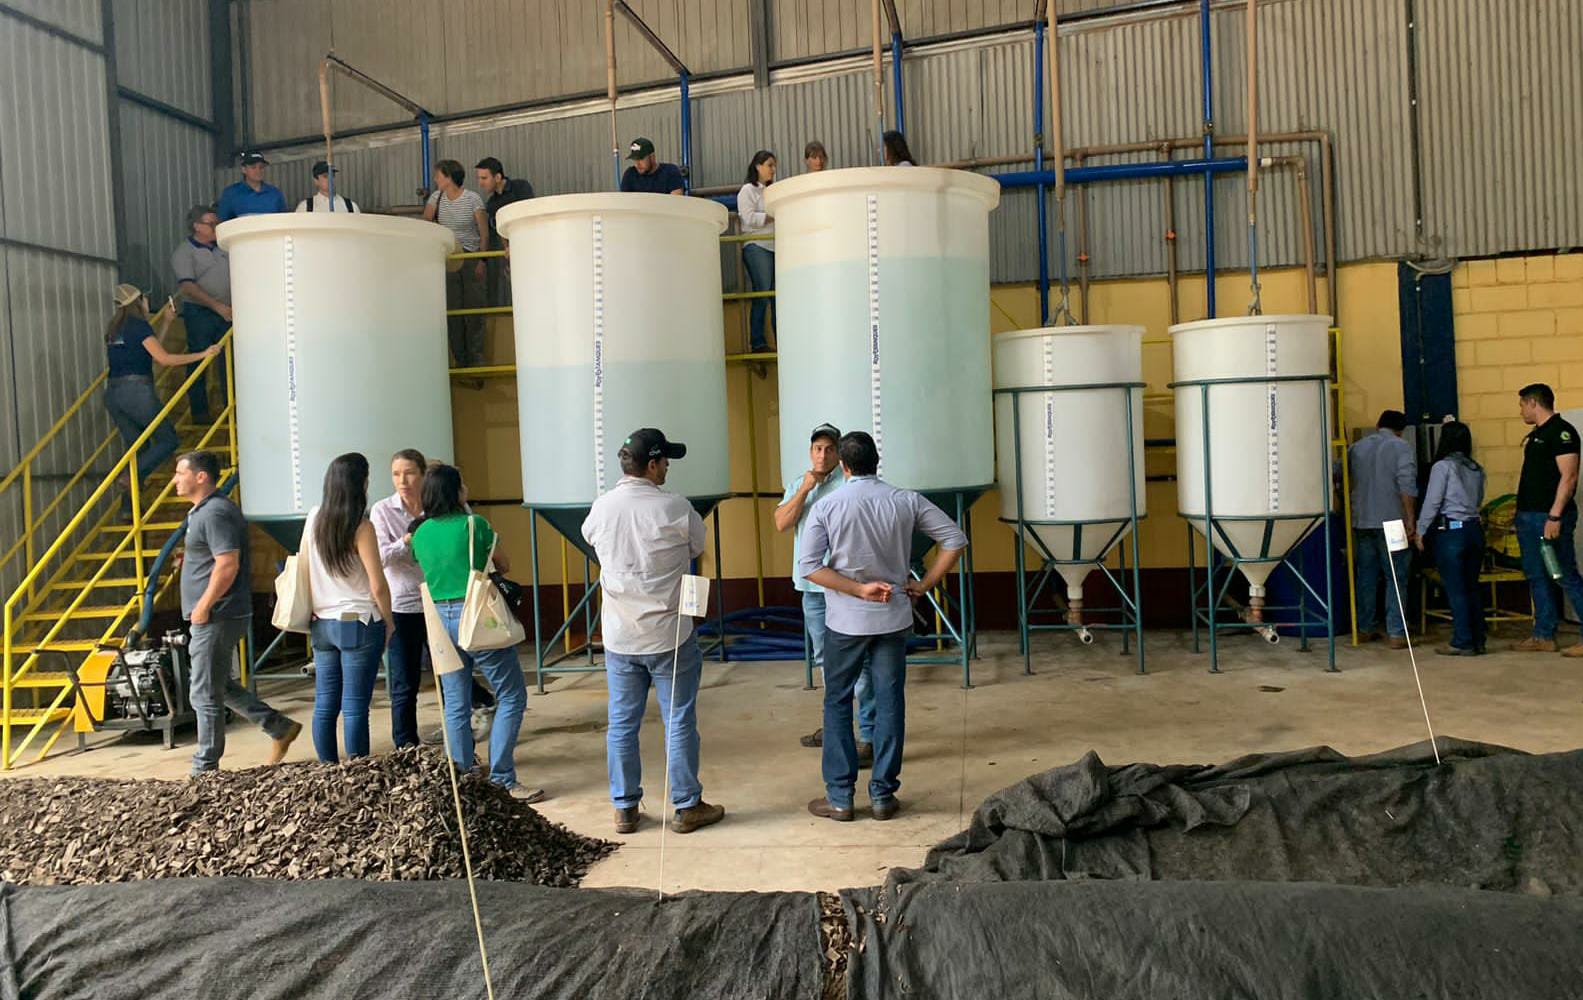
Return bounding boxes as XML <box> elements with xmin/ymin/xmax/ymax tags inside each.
<box><xmin>1542</xmin><ymin>541</ymin><xmax>1564</xmax><ymax>581</ymax></box>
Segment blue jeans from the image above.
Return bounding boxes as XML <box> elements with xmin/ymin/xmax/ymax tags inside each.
<box><xmin>310</xmin><ymin>617</ymin><xmax>387</xmax><ymax>762</ymax></box>
<box><xmin>181</xmin><ymin>303</ymin><xmax>228</xmax><ymax>420</ymax></box>
<box><xmin>188</xmin><ymin>615</ymin><xmax>295</xmax><ymax>774</ymax></box>
<box><xmin>742</xmin><ymin>243</ymin><xmax>775</xmax><ymax>352</ymax></box>
<box><xmin>605</xmin><ymin>635</ymin><xmax>704</xmax><ymax>811</ymax></box>
<box><xmin>1515</xmin><ymin>509</ymin><xmax>1583</xmax><ymax>640</ymax></box>
<box><xmin>432</xmin><ymin>599</ymin><xmax>528</xmax><ymax>788</ymax></box>
<box><xmin>1353</xmin><ymin>529</ymin><xmax>1411</xmax><ymax>637</ymax></box>
<box><xmin>822</xmin><ymin>627</ymin><xmax>907</xmax><ymax>810</ymax></box>
<box><xmin>104</xmin><ymin>376</ymin><xmax>179</xmax><ymax>481</ymax></box>
<box><xmin>1431</xmin><ymin>521</ymin><xmax>1486</xmax><ymax>651</ymax></box>
<box><xmin>804</xmin><ymin>591</ymin><xmax>874</xmax><ymax>743</ymax></box>
<box><xmin>385</xmin><ymin>611</ymin><xmax>427</xmax><ymax>748</ymax></box>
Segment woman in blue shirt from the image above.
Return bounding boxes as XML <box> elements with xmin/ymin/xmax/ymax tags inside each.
<box><xmin>104</xmin><ymin>283</ymin><xmax>217</xmax><ymax>482</ymax></box>
<box><xmin>1413</xmin><ymin>420</ymin><xmax>1487</xmax><ymax>656</ymax></box>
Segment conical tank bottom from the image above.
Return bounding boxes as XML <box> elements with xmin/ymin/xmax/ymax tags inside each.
<box><xmin>252</xmin><ymin>516</ymin><xmax>305</xmax><ymax>552</ymax></box>
<box><xmin>532</xmin><ymin>495</ymin><xmax>726</xmax><ymax>565</ymax></box>
<box><xmin>1188</xmin><ymin>517</ymin><xmax>1319</xmax><ymax>593</ymax></box>
<box><xmin>1023</xmin><ymin>521</ymin><xmax>1133</xmax><ymax>600</ymax></box>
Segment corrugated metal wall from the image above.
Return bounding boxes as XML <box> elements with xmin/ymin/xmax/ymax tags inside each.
<box><xmin>1418</xmin><ymin>0</ymin><xmax>1583</xmax><ymax>259</ymax></box>
<box><xmin>113</xmin><ymin>0</ymin><xmax>213</xmax><ymax>117</ymax></box>
<box><xmin>766</xmin><ymin>0</ymin><xmax>1132</xmax><ymax>62</ymax></box>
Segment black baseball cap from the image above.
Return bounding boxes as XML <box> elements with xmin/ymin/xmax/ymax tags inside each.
<box><xmin>627</xmin><ymin>137</ymin><xmax>655</xmax><ymax>160</ymax></box>
<box><xmin>621</xmin><ymin>428</ymin><xmax>686</xmax><ymax>462</ymax></box>
<box><xmin>311</xmin><ymin>160</ymin><xmax>338</xmax><ymax>177</ymax></box>
<box><xmin>239</xmin><ymin>152</ymin><xmax>269</xmax><ymax>166</ymax></box>
<box><xmin>810</xmin><ymin>423</ymin><xmax>841</xmax><ymax>445</ymax></box>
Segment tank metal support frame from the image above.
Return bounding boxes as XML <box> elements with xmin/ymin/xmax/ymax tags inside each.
<box><xmin>998</xmin><ymin>380</ymin><xmax>1147</xmax><ymax>675</ymax></box>
<box><xmin>525</xmin><ymin>504</ymin><xmax>728</xmax><ymax>694</ymax></box>
<box><xmin>1171</xmin><ymin>372</ymin><xmax>1338</xmax><ymax>673</ymax></box>
<box><xmin>903</xmin><ymin>489</ymin><xmax>982</xmax><ymax>689</ymax></box>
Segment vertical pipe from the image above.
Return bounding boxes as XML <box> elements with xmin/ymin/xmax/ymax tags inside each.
<box><xmin>1163</xmin><ymin>146</ymin><xmax>1181</xmax><ymax>324</ymax></box>
<box><xmin>419</xmin><ymin>112</ymin><xmax>432</xmax><ymax>197</ymax></box>
<box><xmin>1046</xmin><ymin>0</ymin><xmax>1072</xmax><ymax>321</ymax></box>
<box><xmin>1033</xmin><ymin>21</ymin><xmax>1050</xmax><ymax>325</ymax></box>
<box><xmin>871</xmin><ymin>0</ymin><xmax>886</xmax><ymax>163</ymax></box>
<box><xmin>1295</xmin><ymin>161</ymin><xmax>1318</xmax><ymax>313</ymax></box>
<box><xmin>890</xmin><ymin>31</ymin><xmax>905</xmax><ymax>136</ymax></box>
<box><xmin>318</xmin><ymin>60</ymin><xmax>335</xmax><ymax>208</ymax></box>
<box><xmin>1200</xmin><ymin>0</ymin><xmax>1216</xmax><ymax>318</ymax></box>
<box><xmin>1321</xmin><ymin>135</ymin><xmax>1338</xmax><ymax>318</ymax></box>
<box><xmin>605</xmin><ymin>0</ymin><xmax>621</xmax><ymax>189</ymax></box>
<box><xmin>1075</xmin><ymin>153</ymin><xmax>1091</xmax><ymax>323</ymax></box>
<box><xmin>1245</xmin><ymin>0</ymin><xmax>1260</xmax><ymax>311</ymax></box>
<box><xmin>679</xmin><ymin>73</ymin><xmax>692</xmax><ymax>194</ymax></box>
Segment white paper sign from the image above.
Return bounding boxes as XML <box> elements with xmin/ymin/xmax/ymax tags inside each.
<box><xmin>679</xmin><ymin>574</ymin><xmax>710</xmax><ymax>618</ymax></box>
<box><xmin>1383</xmin><ymin>519</ymin><xmax>1410</xmax><ymax>553</ymax></box>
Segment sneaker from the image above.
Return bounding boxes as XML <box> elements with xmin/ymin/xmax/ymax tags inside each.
<box><xmin>799</xmin><ymin>727</ymin><xmax>824</xmax><ymax>748</ymax></box>
<box><xmin>806</xmin><ymin>797</ymin><xmax>854</xmax><ymax>822</ymax></box>
<box><xmin>871</xmin><ymin>798</ymin><xmax>901</xmax><ymax>821</ymax></box>
<box><xmin>614</xmin><ymin>806</ymin><xmax>641</xmax><ymax>834</ymax></box>
<box><xmin>1386</xmin><ymin>636</ymin><xmax>1409</xmax><ymax>650</ymax></box>
<box><xmin>1512</xmin><ymin>637</ymin><xmax>1559</xmax><ymax>653</ymax></box>
<box><xmin>1561</xmin><ymin>644</ymin><xmax>1583</xmax><ymax>658</ymax></box>
<box><xmin>509</xmin><ymin>785</ymin><xmax>547</xmax><ymax>804</ymax></box>
<box><xmin>671</xmin><ymin>800</ymin><xmax>725</xmax><ymax>834</ymax></box>
<box><xmin>267</xmin><ymin>720</ymin><xmax>302</xmax><ymax>765</ymax></box>
<box><xmin>856</xmin><ymin>742</ymin><xmax>874</xmax><ymax>769</ymax></box>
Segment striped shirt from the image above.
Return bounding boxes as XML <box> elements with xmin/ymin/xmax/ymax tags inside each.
<box><xmin>427</xmin><ymin>188</ymin><xmax>486</xmax><ymax>252</ymax></box>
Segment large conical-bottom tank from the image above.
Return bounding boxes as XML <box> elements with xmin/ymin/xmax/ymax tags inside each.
<box><xmin>497</xmin><ymin>194</ymin><xmax>730</xmax><ymax>554</ymax></box>
<box><xmin>1172</xmin><ymin>314</ymin><xmax>1332</xmax><ymax>611</ymax></box>
<box><xmin>765</xmin><ymin>167</ymin><xmax>1000</xmax><ymax>497</ymax></box>
<box><xmin>994</xmin><ymin>325</ymin><xmax>1146</xmax><ymax>615</ymax></box>
<box><xmin>218</xmin><ymin>214</ymin><xmax>456</xmax><ymax>547</ymax></box>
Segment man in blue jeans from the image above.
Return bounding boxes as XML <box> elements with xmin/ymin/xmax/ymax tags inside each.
<box><xmin>583</xmin><ymin>428</ymin><xmax>726</xmax><ymax>836</ymax></box>
<box><xmin>799</xmin><ymin>432</ymin><xmax>966</xmax><ymax>822</ymax></box>
<box><xmin>1348</xmin><ymin>410</ymin><xmax>1418</xmax><ymax>648</ymax></box>
<box><xmin>775</xmin><ymin>423</ymin><xmax>876</xmax><ymax>766</ymax></box>
<box><xmin>1511</xmin><ymin>383</ymin><xmax>1583</xmax><ymax>655</ymax></box>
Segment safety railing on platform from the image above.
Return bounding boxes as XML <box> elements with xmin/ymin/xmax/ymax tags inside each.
<box><xmin>0</xmin><ymin>331</ymin><xmax>237</xmax><ymax>769</ymax></box>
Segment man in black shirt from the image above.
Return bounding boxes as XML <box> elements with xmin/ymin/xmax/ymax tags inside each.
<box><xmin>1512</xmin><ymin>382</ymin><xmax>1583</xmax><ymax>655</ymax></box>
<box><xmin>474</xmin><ymin>157</ymin><xmax>534</xmax><ymax>306</ymax></box>
<box><xmin>620</xmin><ymin>137</ymin><xmax>685</xmax><ymax>195</ymax></box>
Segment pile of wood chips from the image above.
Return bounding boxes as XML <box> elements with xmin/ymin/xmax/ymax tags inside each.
<box><xmin>0</xmin><ymin>747</ymin><xmax>615</xmax><ymax>887</ymax></box>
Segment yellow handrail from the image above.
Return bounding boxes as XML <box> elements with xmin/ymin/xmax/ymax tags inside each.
<box><xmin>0</xmin><ymin>371</ymin><xmax>107</xmax><ymax>495</ymax></box>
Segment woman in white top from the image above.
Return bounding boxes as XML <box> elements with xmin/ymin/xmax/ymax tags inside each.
<box><xmin>736</xmin><ymin>150</ymin><xmax>777</xmax><ymax>353</ymax></box>
<box><xmin>370</xmin><ymin>449</ymin><xmax>429</xmax><ymax>748</ymax></box>
<box><xmin>307</xmin><ymin>452</ymin><xmax>393</xmax><ymax>762</ymax></box>
<box><xmin>423</xmin><ymin>158</ymin><xmax>490</xmax><ymax>369</ymax></box>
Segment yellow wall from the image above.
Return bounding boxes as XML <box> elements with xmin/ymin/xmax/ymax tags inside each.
<box><xmin>453</xmin><ymin>261</ymin><xmax>1407</xmax><ymax>586</ymax></box>
<box><xmin>1452</xmin><ymin>252</ymin><xmax>1583</xmax><ymax>484</ymax></box>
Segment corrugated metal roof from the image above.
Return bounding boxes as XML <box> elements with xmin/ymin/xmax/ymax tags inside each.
<box><xmin>112</xmin><ymin>0</ymin><xmax>213</xmax><ymax>120</ymax></box>
<box><xmin>1418</xmin><ymin>0</ymin><xmax>1583</xmax><ymax>257</ymax></box>
<box><xmin>0</xmin><ymin>19</ymin><xmax>119</xmax><ymax>259</ymax></box>
<box><xmin>2</xmin><ymin>0</ymin><xmax>103</xmax><ymax>44</ymax></box>
<box><xmin>117</xmin><ymin>100</ymin><xmax>217</xmax><ymax>297</ymax></box>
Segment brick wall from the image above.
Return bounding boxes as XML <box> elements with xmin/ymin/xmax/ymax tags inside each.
<box><xmin>1453</xmin><ymin>252</ymin><xmax>1583</xmax><ymax>484</ymax></box>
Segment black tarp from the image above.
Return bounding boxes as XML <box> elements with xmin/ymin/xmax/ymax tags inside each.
<box><xmin>889</xmin><ymin>739</ymin><xmax>1583</xmax><ymax>895</ymax></box>
<box><xmin>842</xmin><ymin>879</ymin><xmax>1583</xmax><ymax>1000</ymax></box>
<box><xmin>0</xmin><ymin>879</ymin><xmax>823</xmax><ymax>1000</ymax></box>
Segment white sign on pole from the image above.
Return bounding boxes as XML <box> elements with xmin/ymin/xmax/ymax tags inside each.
<box><xmin>1383</xmin><ymin>518</ymin><xmax>1410</xmax><ymax>553</ymax></box>
<box><xmin>679</xmin><ymin>574</ymin><xmax>711</xmax><ymax>618</ymax></box>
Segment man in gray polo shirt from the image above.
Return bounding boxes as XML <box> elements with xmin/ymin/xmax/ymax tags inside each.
<box><xmin>170</xmin><ymin>205</ymin><xmax>232</xmax><ymax>423</ymax></box>
<box><xmin>173</xmin><ymin>450</ymin><xmax>300</xmax><ymax>773</ymax></box>
<box><xmin>798</xmin><ymin>431</ymin><xmax>967</xmax><ymax>822</ymax></box>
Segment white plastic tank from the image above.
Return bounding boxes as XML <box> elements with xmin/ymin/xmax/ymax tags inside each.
<box><xmin>498</xmin><ymin>194</ymin><xmax>730</xmax><ymax>506</ymax></box>
<box><xmin>218</xmin><ymin>214</ymin><xmax>455</xmax><ymax>528</ymax></box>
<box><xmin>765</xmin><ymin>167</ymin><xmax>1001</xmax><ymax>492</ymax></box>
<box><xmin>994</xmin><ymin>325</ymin><xmax>1146</xmax><ymax>608</ymax></box>
<box><xmin>1172</xmin><ymin>314</ymin><xmax>1333</xmax><ymax>603</ymax></box>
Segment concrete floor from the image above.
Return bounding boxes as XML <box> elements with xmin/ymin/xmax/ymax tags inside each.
<box><xmin>6</xmin><ymin>627</ymin><xmax>1580</xmax><ymax>893</ymax></box>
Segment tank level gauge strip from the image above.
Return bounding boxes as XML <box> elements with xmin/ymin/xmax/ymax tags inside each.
<box><xmin>866</xmin><ymin>194</ymin><xmax>883</xmax><ymax>476</ymax></box>
<box><xmin>591</xmin><ymin>216</ymin><xmax>607</xmax><ymax>496</ymax></box>
<box><xmin>284</xmin><ymin>234</ymin><xmax>303</xmax><ymax>512</ymax></box>
<box><xmin>1042</xmin><ymin>336</ymin><xmax>1057</xmax><ymax>519</ymax></box>
<box><xmin>1265</xmin><ymin>322</ymin><xmax>1280</xmax><ymax>512</ymax></box>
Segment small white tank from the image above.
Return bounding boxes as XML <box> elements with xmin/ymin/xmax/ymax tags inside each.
<box><xmin>1172</xmin><ymin>314</ymin><xmax>1333</xmax><ymax>601</ymax></box>
<box><xmin>994</xmin><ymin>325</ymin><xmax>1146</xmax><ymax>607</ymax></box>
<box><xmin>218</xmin><ymin>214</ymin><xmax>455</xmax><ymax>523</ymax></box>
<box><xmin>498</xmin><ymin>194</ymin><xmax>730</xmax><ymax>506</ymax></box>
<box><xmin>765</xmin><ymin>167</ymin><xmax>1001</xmax><ymax>492</ymax></box>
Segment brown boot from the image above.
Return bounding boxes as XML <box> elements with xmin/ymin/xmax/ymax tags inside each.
<box><xmin>799</xmin><ymin>727</ymin><xmax>824</xmax><ymax>748</ymax></box>
<box><xmin>614</xmin><ymin>806</ymin><xmax>640</xmax><ymax>834</ymax></box>
<box><xmin>871</xmin><ymin>798</ymin><xmax>901</xmax><ymax>821</ymax></box>
<box><xmin>807</xmin><ymin>797</ymin><xmax>854</xmax><ymax>822</ymax></box>
<box><xmin>1512</xmin><ymin>637</ymin><xmax>1559</xmax><ymax>653</ymax></box>
<box><xmin>1561</xmin><ymin>644</ymin><xmax>1583</xmax><ymax>658</ymax></box>
<box><xmin>267</xmin><ymin>720</ymin><xmax>302</xmax><ymax>765</ymax></box>
<box><xmin>671</xmin><ymin>800</ymin><xmax>725</xmax><ymax>834</ymax></box>
<box><xmin>1386</xmin><ymin>635</ymin><xmax>1409</xmax><ymax>650</ymax></box>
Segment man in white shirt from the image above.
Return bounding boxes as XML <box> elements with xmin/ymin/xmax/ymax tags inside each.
<box><xmin>582</xmin><ymin>428</ymin><xmax>725</xmax><ymax>837</ymax></box>
<box><xmin>293</xmin><ymin>161</ymin><xmax>360</xmax><ymax>213</ymax></box>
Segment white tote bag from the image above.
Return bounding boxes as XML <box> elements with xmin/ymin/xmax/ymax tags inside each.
<box><xmin>420</xmin><ymin>583</ymin><xmax>468</xmax><ymax>675</ymax></box>
<box><xmin>457</xmin><ymin>516</ymin><xmax>525</xmax><ymax>651</ymax></box>
<box><xmin>270</xmin><ymin>511</ymin><xmax>314</xmax><ymax>634</ymax></box>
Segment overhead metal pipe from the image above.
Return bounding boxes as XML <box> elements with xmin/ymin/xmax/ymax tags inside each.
<box><xmin>318</xmin><ymin>58</ymin><xmax>334</xmax><ymax>209</ymax></box>
<box><xmin>605</xmin><ymin>0</ymin><xmax>620</xmax><ymax>189</ymax></box>
<box><xmin>1200</xmin><ymin>0</ymin><xmax>1216</xmax><ymax>317</ymax></box>
<box><xmin>891</xmin><ymin>31</ymin><xmax>906</xmax><ymax>134</ymax></box>
<box><xmin>871</xmin><ymin>0</ymin><xmax>886</xmax><ymax>163</ymax></box>
<box><xmin>992</xmin><ymin>156</ymin><xmax>1250</xmax><ymax>187</ymax></box>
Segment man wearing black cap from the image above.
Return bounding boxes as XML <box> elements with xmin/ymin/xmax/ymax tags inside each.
<box><xmin>216</xmin><ymin>153</ymin><xmax>288</xmax><ymax>222</ymax></box>
<box><xmin>293</xmin><ymin>161</ymin><xmax>360</xmax><ymax>213</ymax></box>
<box><xmin>774</xmin><ymin>423</ymin><xmax>875</xmax><ymax>764</ymax></box>
<box><xmin>582</xmin><ymin>428</ymin><xmax>725</xmax><ymax>836</ymax></box>
<box><xmin>619</xmin><ymin>138</ymin><xmax>685</xmax><ymax>195</ymax></box>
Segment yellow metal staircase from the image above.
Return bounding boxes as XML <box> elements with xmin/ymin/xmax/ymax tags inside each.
<box><xmin>0</xmin><ymin>331</ymin><xmax>237</xmax><ymax>768</ymax></box>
